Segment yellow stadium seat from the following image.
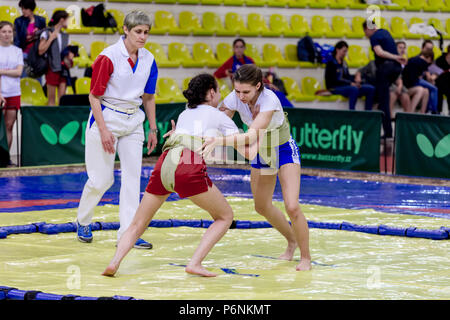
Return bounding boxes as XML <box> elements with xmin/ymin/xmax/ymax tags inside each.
<box><xmin>75</xmin><ymin>77</ymin><xmax>91</xmax><ymax>94</ymax></box>
<box><xmin>348</xmin><ymin>16</ymin><xmax>365</xmax><ymax>39</ymax></box>
<box><xmin>267</xmin><ymin>0</ymin><xmax>290</xmax><ymax>7</ymax></box>
<box><xmin>168</xmin><ymin>42</ymin><xmax>204</xmax><ymax>68</ymax></box>
<box><xmin>262</xmin><ymin>43</ymin><xmax>298</xmax><ymax>68</ymax></box>
<box><xmin>407</xmin><ymin>45</ymin><xmax>420</xmax><ymax>58</ymax></box>
<box><xmin>71</xmin><ymin>41</ymin><xmax>93</xmax><ymax>68</ymax></box>
<box><xmin>216</xmin><ymin>78</ymin><xmax>232</xmax><ymax>97</ymax></box>
<box><xmin>284</xmin><ymin>44</ymin><xmax>316</xmax><ymax>68</ymax></box>
<box><xmin>287</xmin><ymin>0</ymin><xmax>309</xmax><ymax>7</ymax></box>
<box><xmin>34</xmin><ymin>7</ymin><xmax>49</xmax><ymax>24</ymax></box>
<box><xmin>310</xmin><ymin>15</ymin><xmax>332</xmax><ymax>38</ymax></box>
<box><xmin>155</xmin><ymin>78</ymin><xmax>186</xmax><ymax>104</ymax></box>
<box><xmin>192</xmin><ymin>42</ymin><xmax>221</xmax><ymax>68</ymax></box>
<box><xmin>224</xmin><ymin>12</ymin><xmax>258</xmax><ymax>36</ymax></box>
<box><xmin>391</xmin><ymin>16</ymin><xmax>422</xmax><ymax>39</ymax></box>
<box><xmin>425</xmin><ymin>0</ymin><xmax>445</xmax><ymax>11</ymax></box>
<box><xmin>368</xmin><ymin>47</ymin><xmax>375</xmax><ymax>61</ymax></box>
<box><xmin>406</xmin><ymin>0</ymin><xmax>426</xmax><ymax>11</ymax></box>
<box><xmin>178</xmin><ymin>0</ymin><xmax>199</xmax><ymax>3</ymax></box>
<box><xmin>154</xmin><ymin>0</ymin><xmax>177</xmax><ymax>3</ymax></box>
<box><xmin>179</xmin><ymin>11</ymin><xmax>212</xmax><ymax>36</ymax></box>
<box><xmin>90</xmin><ymin>41</ymin><xmax>108</xmax><ymax>61</ymax></box>
<box><xmin>290</xmin><ymin>15</ymin><xmax>311</xmax><ymax>36</ymax></box>
<box><xmin>377</xmin><ymin>16</ymin><xmax>391</xmax><ymax>33</ymax></box>
<box><xmin>201</xmin><ymin>0</ymin><xmax>223</xmax><ymax>4</ymax></box>
<box><xmin>245</xmin><ymin>0</ymin><xmax>267</xmax><ymax>6</ymax></box>
<box><xmin>391</xmin><ymin>0</ymin><xmax>409</xmax><ymax>10</ymax></box>
<box><xmin>247</xmin><ymin>13</ymin><xmax>280</xmax><ymax>37</ymax></box>
<box><xmin>60</xmin><ymin>5</ymin><xmax>92</xmax><ymax>34</ymax></box>
<box><xmin>0</xmin><ymin>6</ymin><xmax>19</xmax><ymax>23</ymax></box>
<box><xmin>349</xmin><ymin>0</ymin><xmax>367</xmax><ymax>9</ymax></box>
<box><xmin>182</xmin><ymin>77</ymin><xmax>191</xmax><ymax>91</ymax></box>
<box><xmin>280</xmin><ymin>76</ymin><xmax>305</xmax><ymax>101</ymax></box>
<box><xmin>216</xmin><ymin>43</ymin><xmax>233</xmax><ymax>63</ymax></box>
<box><xmin>308</xmin><ymin>0</ymin><xmax>328</xmax><ymax>9</ymax></box>
<box><xmin>329</xmin><ymin>0</ymin><xmax>353</xmax><ymax>8</ymax></box>
<box><xmin>443</xmin><ymin>0</ymin><xmax>450</xmax><ymax>12</ymax></box>
<box><xmin>20</xmin><ymin>78</ymin><xmax>48</xmax><ymax>106</ymax></box>
<box><xmin>428</xmin><ymin>18</ymin><xmax>445</xmax><ymax>36</ymax></box>
<box><xmin>270</xmin><ymin>14</ymin><xmax>304</xmax><ymax>38</ymax></box>
<box><xmin>154</xmin><ymin>11</ymin><xmax>189</xmax><ymax>36</ymax></box>
<box><xmin>244</xmin><ymin>43</ymin><xmax>272</xmax><ymax>67</ymax></box>
<box><xmin>108</xmin><ymin>9</ymin><xmax>124</xmax><ymax>34</ymax></box>
<box><xmin>202</xmin><ymin>12</ymin><xmax>235</xmax><ymax>37</ymax></box>
<box><xmin>145</xmin><ymin>42</ymin><xmax>180</xmax><ymax>68</ymax></box>
<box><xmin>329</xmin><ymin>16</ymin><xmax>352</xmax><ymax>38</ymax></box>
<box><xmin>345</xmin><ymin>45</ymin><xmax>369</xmax><ymax>68</ymax></box>
<box><xmin>223</xmin><ymin>0</ymin><xmax>245</xmax><ymax>5</ymax></box>
<box><xmin>446</xmin><ymin>19</ymin><xmax>450</xmax><ymax>39</ymax></box>
<box><xmin>301</xmin><ymin>77</ymin><xmax>340</xmax><ymax>102</ymax></box>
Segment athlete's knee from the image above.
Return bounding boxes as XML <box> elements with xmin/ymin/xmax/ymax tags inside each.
<box><xmin>284</xmin><ymin>202</ymin><xmax>301</xmax><ymax>219</ymax></box>
<box><xmin>254</xmin><ymin>202</ymin><xmax>271</xmax><ymax>216</ymax></box>
<box><xmin>87</xmin><ymin>176</ymin><xmax>114</xmax><ymax>194</ymax></box>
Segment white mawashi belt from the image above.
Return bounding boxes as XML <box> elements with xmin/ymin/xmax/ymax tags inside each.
<box><xmin>102</xmin><ymin>101</ymin><xmax>139</xmax><ymax>115</ymax></box>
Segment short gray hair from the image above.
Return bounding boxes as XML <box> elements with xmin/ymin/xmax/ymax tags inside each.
<box><xmin>123</xmin><ymin>10</ymin><xmax>152</xmax><ymax>31</ymax></box>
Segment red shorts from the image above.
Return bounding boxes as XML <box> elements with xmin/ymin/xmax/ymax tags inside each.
<box><xmin>45</xmin><ymin>69</ymin><xmax>66</xmax><ymax>86</ymax></box>
<box><xmin>3</xmin><ymin>95</ymin><xmax>21</xmax><ymax>110</ymax></box>
<box><xmin>146</xmin><ymin>148</ymin><xmax>213</xmax><ymax>198</ymax></box>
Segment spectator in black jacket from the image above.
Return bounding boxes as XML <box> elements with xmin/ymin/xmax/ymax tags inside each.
<box><xmin>325</xmin><ymin>40</ymin><xmax>375</xmax><ymax>110</ymax></box>
<box><xmin>14</xmin><ymin>0</ymin><xmax>46</xmax><ymax>77</ymax></box>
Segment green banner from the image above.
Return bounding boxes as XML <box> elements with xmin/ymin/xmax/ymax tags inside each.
<box><xmin>286</xmin><ymin>109</ymin><xmax>383</xmax><ymax>172</ymax></box>
<box><xmin>20</xmin><ymin>105</ymin><xmax>382</xmax><ymax>171</ymax></box>
<box><xmin>395</xmin><ymin>112</ymin><xmax>450</xmax><ymax>179</ymax></box>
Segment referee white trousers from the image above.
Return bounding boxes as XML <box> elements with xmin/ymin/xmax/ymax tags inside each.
<box><xmin>77</xmin><ymin>108</ymin><xmax>145</xmax><ymax>240</ymax></box>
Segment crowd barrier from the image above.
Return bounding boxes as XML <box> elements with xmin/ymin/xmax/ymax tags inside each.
<box><xmin>0</xmin><ymin>104</ymin><xmax>447</xmax><ymax>178</ymax></box>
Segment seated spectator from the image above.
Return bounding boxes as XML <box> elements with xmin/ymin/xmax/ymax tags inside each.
<box><xmin>14</xmin><ymin>0</ymin><xmax>46</xmax><ymax>78</ymax></box>
<box><xmin>263</xmin><ymin>70</ymin><xmax>294</xmax><ymax>108</ymax></box>
<box><xmin>38</xmin><ymin>10</ymin><xmax>70</xmax><ymax>105</ymax></box>
<box><xmin>214</xmin><ymin>38</ymin><xmax>254</xmax><ymax>80</ymax></box>
<box><xmin>402</xmin><ymin>49</ymin><xmax>435</xmax><ymax>113</ymax></box>
<box><xmin>435</xmin><ymin>45</ymin><xmax>450</xmax><ymax>114</ymax></box>
<box><xmin>418</xmin><ymin>40</ymin><xmax>439</xmax><ymax>113</ymax></box>
<box><xmin>325</xmin><ymin>40</ymin><xmax>375</xmax><ymax>110</ymax></box>
<box><xmin>389</xmin><ymin>41</ymin><xmax>411</xmax><ymax>116</ymax></box>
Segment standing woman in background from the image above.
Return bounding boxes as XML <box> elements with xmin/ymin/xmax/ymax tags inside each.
<box><xmin>38</xmin><ymin>10</ymin><xmax>69</xmax><ymax>105</ymax></box>
<box><xmin>0</xmin><ymin>21</ymin><xmax>24</xmax><ymax>164</ymax></box>
<box><xmin>203</xmin><ymin>64</ymin><xmax>312</xmax><ymax>271</ymax></box>
<box><xmin>76</xmin><ymin>10</ymin><xmax>158</xmax><ymax>249</ymax></box>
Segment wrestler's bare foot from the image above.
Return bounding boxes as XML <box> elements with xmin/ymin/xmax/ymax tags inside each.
<box><xmin>278</xmin><ymin>241</ymin><xmax>297</xmax><ymax>261</ymax></box>
<box><xmin>296</xmin><ymin>258</ymin><xmax>312</xmax><ymax>271</ymax></box>
<box><xmin>102</xmin><ymin>264</ymin><xmax>118</xmax><ymax>277</ymax></box>
<box><xmin>185</xmin><ymin>264</ymin><xmax>217</xmax><ymax>277</ymax></box>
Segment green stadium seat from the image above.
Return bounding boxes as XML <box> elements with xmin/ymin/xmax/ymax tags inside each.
<box><xmin>302</xmin><ymin>77</ymin><xmax>340</xmax><ymax>101</ymax></box>
<box><xmin>433</xmin><ymin>45</ymin><xmax>442</xmax><ymax>58</ymax></box>
<box><xmin>168</xmin><ymin>42</ymin><xmax>204</xmax><ymax>68</ymax></box>
<box><xmin>446</xmin><ymin>19</ymin><xmax>450</xmax><ymax>39</ymax></box>
<box><xmin>427</xmin><ymin>18</ymin><xmax>445</xmax><ymax>37</ymax></box>
<box><xmin>247</xmin><ymin>13</ymin><xmax>280</xmax><ymax>37</ymax></box>
<box><xmin>21</xmin><ymin>78</ymin><xmax>48</xmax><ymax>106</ymax></box>
<box><xmin>223</xmin><ymin>0</ymin><xmax>245</xmax><ymax>5</ymax></box>
<box><xmin>183</xmin><ymin>77</ymin><xmax>191</xmax><ymax>91</ymax></box>
<box><xmin>216</xmin><ymin>43</ymin><xmax>233</xmax><ymax>63</ymax></box>
<box><xmin>75</xmin><ymin>77</ymin><xmax>91</xmax><ymax>95</ymax></box>
<box><xmin>34</xmin><ymin>7</ymin><xmax>49</xmax><ymax>24</ymax></box>
<box><xmin>329</xmin><ymin>0</ymin><xmax>353</xmax><ymax>8</ymax></box>
<box><xmin>244</xmin><ymin>43</ymin><xmax>272</xmax><ymax>67</ymax></box>
<box><xmin>154</xmin><ymin>0</ymin><xmax>177</xmax><ymax>3</ymax></box>
<box><xmin>0</xmin><ymin>6</ymin><xmax>19</xmax><ymax>23</ymax></box>
<box><xmin>224</xmin><ymin>12</ymin><xmax>258</xmax><ymax>36</ymax></box>
<box><xmin>59</xmin><ymin>5</ymin><xmax>91</xmax><ymax>34</ymax></box>
<box><xmin>444</xmin><ymin>0</ymin><xmax>450</xmax><ymax>12</ymax></box>
<box><xmin>345</xmin><ymin>45</ymin><xmax>369</xmax><ymax>68</ymax></box>
<box><xmin>329</xmin><ymin>16</ymin><xmax>352</xmax><ymax>38</ymax></box>
<box><xmin>178</xmin><ymin>0</ymin><xmax>199</xmax><ymax>4</ymax></box>
<box><xmin>270</xmin><ymin>14</ymin><xmax>304</xmax><ymax>38</ymax></box>
<box><xmin>290</xmin><ymin>14</ymin><xmax>312</xmax><ymax>37</ymax></box>
<box><xmin>310</xmin><ymin>15</ymin><xmax>332</xmax><ymax>38</ymax></box>
<box><xmin>90</xmin><ymin>41</ymin><xmax>108</xmax><ymax>61</ymax></box>
<box><xmin>192</xmin><ymin>42</ymin><xmax>221</xmax><ymax>67</ymax></box>
<box><xmin>145</xmin><ymin>42</ymin><xmax>180</xmax><ymax>68</ymax></box>
<box><xmin>262</xmin><ymin>43</ymin><xmax>298</xmax><ymax>68</ymax></box>
<box><xmin>179</xmin><ymin>11</ymin><xmax>213</xmax><ymax>36</ymax></box>
<box><xmin>156</xmin><ymin>78</ymin><xmax>187</xmax><ymax>104</ymax></box>
<box><xmin>349</xmin><ymin>0</ymin><xmax>367</xmax><ymax>9</ymax></box>
<box><xmin>202</xmin><ymin>12</ymin><xmax>235</xmax><ymax>36</ymax></box>
<box><xmin>216</xmin><ymin>78</ymin><xmax>232</xmax><ymax>97</ymax></box>
<box><xmin>285</xmin><ymin>44</ymin><xmax>316</xmax><ymax>67</ymax></box>
<box><xmin>280</xmin><ymin>77</ymin><xmax>304</xmax><ymax>102</ymax></box>
<box><xmin>267</xmin><ymin>0</ymin><xmax>290</xmax><ymax>7</ymax></box>
<box><xmin>201</xmin><ymin>0</ymin><xmax>223</xmax><ymax>4</ymax></box>
<box><xmin>107</xmin><ymin>9</ymin><xmax>125</xmax><ymax>34</ymax></box>
<box><xmin>308</xmin><ymin>0</ymin><xmax>329</xmax><ymax>9</ymax></box>
<box><xmin>391</xmin><ymin>0</ymin><xmax>409</xmax><ymax>10</ymax></box>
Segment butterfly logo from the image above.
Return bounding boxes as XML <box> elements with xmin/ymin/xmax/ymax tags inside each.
<box><xmin>416</xmin><ymin>133</ymin><xmax>450</xmax><ymax>158</ymax></box>
<box><xmin>40</xmin><ymin>121</ymin><xmax>80</xmax><ymax>145</ymax></box>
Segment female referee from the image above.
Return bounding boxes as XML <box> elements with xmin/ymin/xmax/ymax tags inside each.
<box><xmin>102</xmin><ymin>74</ymin><xmax>257</xmax><ymax>277</ymax></box>
<box><xmin>202</xmin><ymin>64</ymin><xmax>312</xmax><ymax>271</ymax></box>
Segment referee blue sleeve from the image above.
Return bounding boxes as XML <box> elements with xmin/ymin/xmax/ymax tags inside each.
<box><xmin>144</xmin><ymin>60</ymin><xmax>158</xmax><ymax>94</ymax></box>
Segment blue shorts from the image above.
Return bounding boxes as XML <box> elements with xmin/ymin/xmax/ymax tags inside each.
<box><xmin>251</xmin><ymin>137</ymin><xmax>301</xmax><ymax>169</ymax></box>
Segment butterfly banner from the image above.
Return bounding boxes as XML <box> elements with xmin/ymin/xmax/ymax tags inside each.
<box><xmin>395</xmin><ymin>112</ymin><xmax>450</xmax><ymax>179</ymax></box>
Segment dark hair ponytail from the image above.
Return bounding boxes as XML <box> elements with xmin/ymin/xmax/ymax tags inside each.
<box><xmin>183</xmin><ymin>73</ymin><xmax>218</xmax><ymax>109</ymax></box>
<box><xmin>48</xmin><ymin>10</ymin><xmax>69</xmax><ymax>27</ymax></box>
<box><xmin>232</xmin><ymin>64</ymin><xmax>263</xmax><ymax>92</ymax></box>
